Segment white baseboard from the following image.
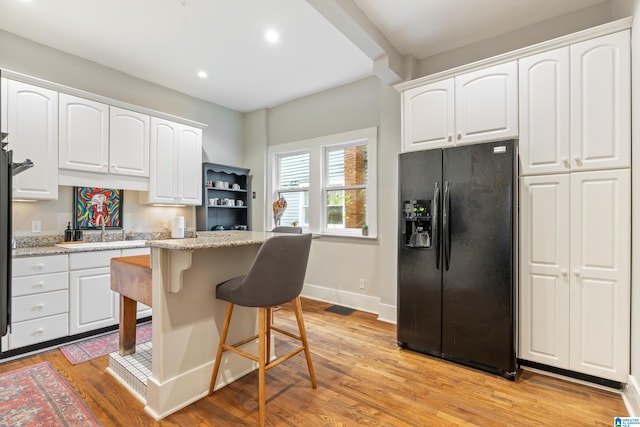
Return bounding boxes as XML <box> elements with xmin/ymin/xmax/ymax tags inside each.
<box><xmin>301</xmin><ymin>284</ymin><xmax>380</xmax><ymax>315</ymax></box>
<box><xmin>623</xmin><ymin>375</ymin><xmax>640</xmax><ymax>416</ymax></box>
<box><xmin>377</xmin><ymin>302</ymin><xmax>397</xmax><ymax>324</ymax></box>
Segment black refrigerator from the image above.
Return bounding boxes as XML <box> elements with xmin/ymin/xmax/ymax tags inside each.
<box><xmin>397</xmin><ymin>140</ymin><xmax>517</xmax><ymax>380</ymax></box>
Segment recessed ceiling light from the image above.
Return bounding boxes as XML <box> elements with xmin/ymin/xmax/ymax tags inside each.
<box><xmin>197</xmin><ymin>71</ymin><xmax>208</xmax><ymax>79</ymax></box>
<box><xmin>265</xmin><ymin>30</ymin><xmax>279</xmax><ymax>44</ymax></box>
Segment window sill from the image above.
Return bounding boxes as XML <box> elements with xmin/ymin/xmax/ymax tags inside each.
<box><xmin>316</xmin><ymin>232</ymin><xmax>377</xmax><ymax>240</ymax></box>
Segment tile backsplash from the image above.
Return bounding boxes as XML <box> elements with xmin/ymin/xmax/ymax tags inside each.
<box><xmin>12</xmin><ymin>186</ymin><xmax>196</xmax><ymax>243</ymax></box>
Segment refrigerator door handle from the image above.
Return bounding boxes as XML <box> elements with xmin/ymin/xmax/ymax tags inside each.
<box><xmin>433</xmin><ymin>182</ymin><xmax>440</xmax><ymax>269</ymax></box>
<box><xmin>443</xmin><ymin>181</ymin><xmax>450</xmax><ymax>271</ymax></box>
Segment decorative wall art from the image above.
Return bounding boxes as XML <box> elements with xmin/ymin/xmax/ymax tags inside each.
<box><xmin>73</xmin><ymin>187</ymin><xmax>123</xmax><ymax>229</ymax></box>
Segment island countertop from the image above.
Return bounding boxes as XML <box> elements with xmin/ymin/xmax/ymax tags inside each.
<box><xmin>146</xmin><ymin>230</ymin><xmax>275</xmax><ymax>250</ymax></box>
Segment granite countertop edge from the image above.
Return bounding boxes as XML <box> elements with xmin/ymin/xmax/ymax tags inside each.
<box><xmin>13</xmin><ymin>231</ymin><xmax>274</xmax><ymax>257</ymax></box>
<box><xmin>147</xmin><ymin>231</ymin><xmax>271</xmax><ymax>250</ymax></box>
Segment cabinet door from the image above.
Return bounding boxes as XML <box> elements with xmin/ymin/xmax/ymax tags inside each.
<box><xmin>519</xmin><ymin>48</ymin><xmax>570</xmax><ymax>175</ymax></box>
<box><xmin>519</xmin><ymin>175</ymin><xmax>570</xmax><ymax>368</ymax></box>
<box><xmin>59</xmin><ymin>94</ymin><xmax>109</xmax><ymax>173</ymax></box>
<box><xmin>147</xmin><ymin>117</ymin><xmax>178</xmax><ymax>204</ymax></box>
<box><xmin>455</xmin><ymin>61</ymin><xmax>518</xmax><ymax>145</ymax></box>
<box><xmin>109</xmin><ymin>107</ymin><xmax>150</xmax><ymax>177</ymax></box>
<box><xmin>69</xmin><ymin>267</ymin><xmax>119</xmax><ymax>334</ymax></box>
<box><xmin>569</xmin><ymin>169</ymin><xmax>630</xmax><ymax>381</ymax></box>
<box><xmin>1</xmin><ymin>78</ymin><xmax>7</xmax><ymax>133</ymax></box>
<box><xmin>401</xmin><ymin>79</ymin><xmax>454</xmax><ymax>152</ymax></box>
<box><xmin>177</xmin><ymin>125</ymin><xmax>202</xmax><ymax>205</ymax></box>
<box><xmin>571</xmin><ymin>30</ymin><xmax>630</xmax><ymax>171</ymax></box>
<box><xmin>6</xmin><ymin>80</ymin><xmax>59</xmax><ymax>200</ymax></box>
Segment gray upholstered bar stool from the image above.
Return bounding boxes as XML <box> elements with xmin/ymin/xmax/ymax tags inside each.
<box><xmin>209</xmin><ymin>233</ymin><xmax>316</xmax><ymax>427</ymax></box>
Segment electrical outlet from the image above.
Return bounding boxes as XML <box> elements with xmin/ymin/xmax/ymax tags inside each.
<box><xmin>359</xmin><ymin>279</ymin><xmax>365</xmax><ymax>289</ymax></box>
<box><xmin>31</xmin><ymin>220</ymin><xmax>41</xmax><ymax>233</ymax></box>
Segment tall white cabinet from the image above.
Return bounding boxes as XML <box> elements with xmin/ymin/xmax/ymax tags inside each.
<box><xmin>518</xmin><ymin>30</ymin><xmax>631</xmax><ymax>382</ymax></box>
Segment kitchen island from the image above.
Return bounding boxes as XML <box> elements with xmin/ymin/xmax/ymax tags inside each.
<box><xmin>117</xmin><ymin>231</ymin><xmax>275</xmax><ymax>420</ymax></box>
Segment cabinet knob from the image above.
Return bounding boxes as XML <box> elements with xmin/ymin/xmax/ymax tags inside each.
<box><xmin>448</xmin><ymin>135</ymin><xmax>452</xmax><ymax>142</ymax></box>
<box><xmin>573</xmin><ymin>269</ymin><xmax>581</xmax><ymax>277</ymax></box>
<box><xmin>562</xmin><ymin>158</ymin><xmax>570</xmax><ymax>168</ymax></box>
<box><xmin>457</xmin><ymin>133</ymin><xmax>462</xmax><ymax>141</ymax></box>
<box><xmin>561</xmin><ymin>269</ymin><xmax>568</xmax><ymax>276</ymax></box>
<box><xmin>574</xmin><ymin>157</ymin><xmax>582</xmax><ymax>166</ymax></box>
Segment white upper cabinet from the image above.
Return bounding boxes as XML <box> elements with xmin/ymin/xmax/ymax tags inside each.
<box><xmin>401</xmin><ymin>61</ymin><xmax>517</xmax><ymax>152</ymax></box>
<box><xmin>109</xmin><ymin>106</ymin><xmax>150</xmax><ymax>178</ymax></box>
<box><xmin>519</xmin><ymin>48</ymin><xmax>571</xmax><ymax>175</ymax></box>
<box><xmin>402</xmin><ymin>79</ymin><xmax>455</xmax><ymax>151</ymax></box>
<box><xmin>59</xmin><ymin>94</ymin><xmax>152</xmax><ymax>190</ymax></box>
<box><xmin>0</xmin><ymin>78</ymin><xmax>6</xmax><ymax>133</ymax></box>
<box><xmin>177</xmin><ymin>125</ymin><xmax>203</xmax><ymax>205</ymax></box>
<box><xmin>144</xmin><ymin>117</ymin><xmax>202</xmax><ymax>205</ymax></box>
<box><xmin>454</xmin><ymin>61</ymin><xmax>518</xmax><ymax>145</ymax></box>
<box><xmin>3</xmin><ymin>79</ymin><xmax>59</xmax><ymax>200</ymax></box>
<box><xmin>59</xmin><ymin>93</ymin><xmax>109</xmax><ymax>174</ymax></box>
<box><xmin>570</xmin><ymin>30</ymin><xmax>630</xmax><ymax>172</ymax></box>
<box><xmin>519</xmin><ymin>30</ymin><xmax>629</xmax><ymax>175</ymax></box>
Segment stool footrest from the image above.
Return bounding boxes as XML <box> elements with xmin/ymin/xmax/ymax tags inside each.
<box><xmin>271</xmin><ymin>326</ymin><xmax>301</xmax><ymax>341</ymax></box>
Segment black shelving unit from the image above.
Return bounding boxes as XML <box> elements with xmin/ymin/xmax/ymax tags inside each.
<box><xmin>196</xmin><ymin>163</ymin><xmax>251</xmax><ymax>231</ymax></box>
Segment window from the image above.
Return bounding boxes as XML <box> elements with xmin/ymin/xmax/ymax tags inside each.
<box><xmin>268</xmin><ymin>127</ymin><xmax>377</xmax><ymax>237</ymax></box>
<box><xmin>324</xmin><ymin>143</ymin><xmax>368</xmax><ymax>232</ymax></box>
<box><xmin>275</xmin><ymin>152</ymin><xmax>309</xmax><ymax>227</ymax></box>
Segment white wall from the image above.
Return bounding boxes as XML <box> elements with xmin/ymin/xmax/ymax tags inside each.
<box><xmin>243</xmin><ymin>109</ymin><xmax>268</xmax><ymax>232</ymax></box>
<box><xmin>0</xmin><ymin>29</ymin><xmax>244</xmax><ymax>237</ymax></box>
<box><xmin>417</xmin><ymin>2</ymin><xmax>612</xmax><ymax>77</ymax></box>
<box><xmin>261</xmin><ymin>76</ymin><xmax>399</xmax><ymax>315</ymax></box>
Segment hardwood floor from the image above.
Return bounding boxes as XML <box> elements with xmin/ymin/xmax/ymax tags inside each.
<box><xmin>0</xmin><ymin>298</ymin><xmax>627</xmax><ymax>426</ymax></box>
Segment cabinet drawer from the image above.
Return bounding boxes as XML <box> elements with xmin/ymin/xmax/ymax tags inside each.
<box><xmin>69</xmin><ymin>249</ymin><xmax>120</xmax><ymax>270</ymax></box>
<box><xmin>12</xmin><ymin>272</ymin><xmax>68</xmax><ymax>297</ymax></box>
<box><xmin>12</xmin><ymin>254</ymin><xmax>67</xmax><ymax>277</ymax></box>
<box><xmin>9</xmin><ymin>313</ymin><xmax>68</xmax><ymax>349</ymax></box>
<box><xmin>12</xmin><ymin>290</ymin><xmax>69</xmax><ymax>322</ymax></box>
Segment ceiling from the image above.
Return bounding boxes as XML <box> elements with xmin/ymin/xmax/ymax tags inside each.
<box><xmin>0</xmin><ymin>0</ymin><xmax>607</xmax><ymax>113</ymax></box>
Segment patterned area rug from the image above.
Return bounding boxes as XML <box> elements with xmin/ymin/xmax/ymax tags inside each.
<box><xmin>0</xmin><ymin>361</ymin><xmax>102</xmax><ymax>426</ymax></box>
<box><xmin>60</xmin><ymin>323</ymin><xmax>152</xmax><ymax>365</ymax></box>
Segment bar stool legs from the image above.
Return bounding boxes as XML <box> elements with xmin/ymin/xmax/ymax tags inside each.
<box><xmin>209</xmin><ymin>298</ymin><xmax>316</xmax><ymax>426</ymax></box>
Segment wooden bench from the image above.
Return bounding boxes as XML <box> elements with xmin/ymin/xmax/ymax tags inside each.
<box><xmin>110</xmin><ymin>255</ymin><xmax>151</xmax><ymax>356</ymax></box>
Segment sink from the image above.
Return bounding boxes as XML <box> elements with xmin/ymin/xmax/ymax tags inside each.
<box><xmin>55</xmin><ymin>240</ymin><xmax>147</xmax><ymax>249</ymax></box>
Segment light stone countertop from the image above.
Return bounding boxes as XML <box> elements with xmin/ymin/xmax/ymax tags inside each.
<box><xmin>147</xmin><ymin>230</ymin><xmax>274</xmax><ymax>250</ymax></box>
<box><xmin>12</xmin><ymin>230</ymin><xmax>297</xmax><ymax>258</ymax></box>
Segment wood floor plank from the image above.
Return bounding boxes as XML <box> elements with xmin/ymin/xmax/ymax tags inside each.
<box><xmin>0</xmin><ymin>298</ymin><xmax>627</xmax><ymax>426</ymax></box>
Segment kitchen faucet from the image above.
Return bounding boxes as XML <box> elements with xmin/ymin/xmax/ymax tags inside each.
<box><xmin>100</xmin><ymin>218</ymin><xmax>106</xmax><ymax>242</ymax></box>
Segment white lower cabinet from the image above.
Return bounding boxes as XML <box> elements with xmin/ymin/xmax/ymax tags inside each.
<box><xmin>5</xmin><ymin>248</ymin><xmax>152</xmax><ymax>353</ymax></box>
<box><xmin>519</xmin><ymin>169</ymin><xmax>630</xmax><ymax>382</ymax></box>
<box><xmin>69</xmin><ymin>250</ymin><xmax>120</xmax><ymax>335</ymax></box>
<box><xmin>9</xmin><ymin>255</ymin><xmax>69</xmax><ymax>350</ymax></box>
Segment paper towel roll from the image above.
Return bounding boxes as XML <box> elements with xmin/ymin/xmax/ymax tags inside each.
<box><xmin>171</xmin><ymin>216</ymin><xmax>185</xmax><ymax>239</ymax></box>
